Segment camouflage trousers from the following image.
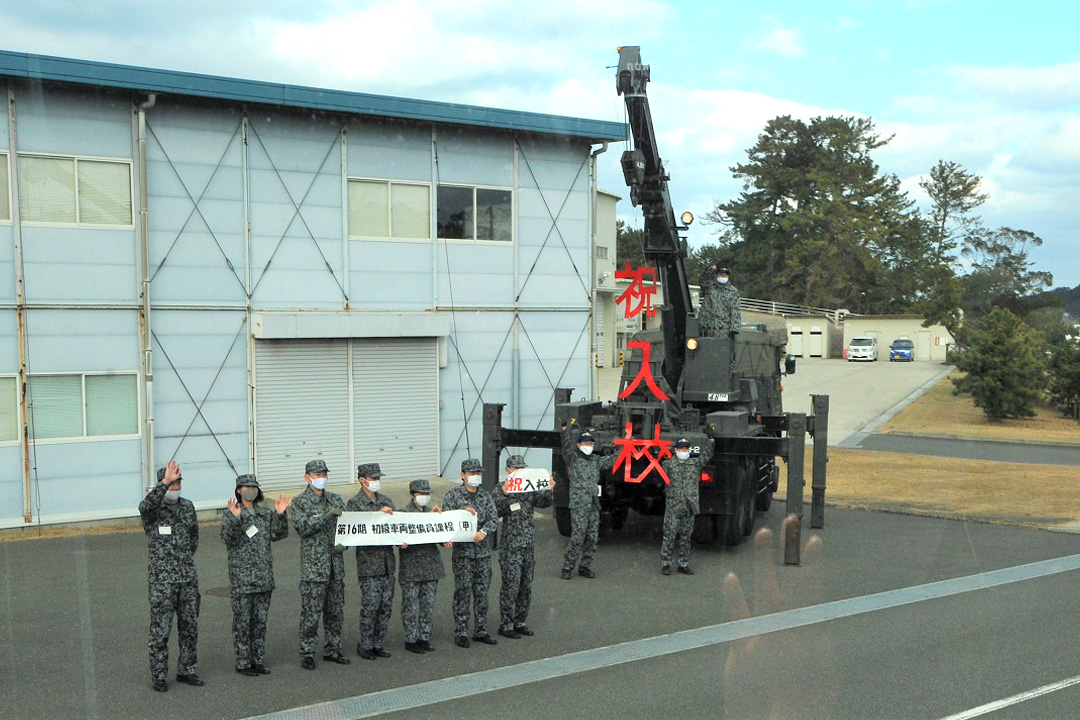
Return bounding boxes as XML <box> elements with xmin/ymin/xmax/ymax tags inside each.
<box><xmin>357</xmin><ymin>575</ymin><xmax>394</xmax><ymax>651</ymax></box>
<box><xmin>231</xmin><ymin>590</ymin><xmax>271</xmax><ymax>670</ymax></box>
<box><xmin>400</xmin><ymin>579</ymin><xmax>437</xmax><ymax>643</ymax></box>
<box><xmin>660</xmin><ymin>508</ymin><xmax>694</xmax><ymax>568</ymax></box>
<box><xmin>299</xmin><ymin>578</ymin><xmax>344</xmax><ymax>658</ymax></box>
<box><xmin>148</xmin><ymin>580</ymin><xmax>200</xmax><ymax>681</ymax></box>
<box><xmin>451</xmin><ymin>555</ymin><xmax>491</xmax><ymax>636</ymax></box>
<box><xmin>562</xmin><ymin>506</ymin><xmax>598</xmax><ymax>571</ymax></box>
<box><xmin>498</xmin><ymin>546</ymin><xmax>535</xmax><ymax>630</ymax></box>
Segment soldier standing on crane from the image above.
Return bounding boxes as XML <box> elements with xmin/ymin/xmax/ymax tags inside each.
<box><xmin>698</xmin><ymin>261</ymin><xmax>742</xmax><ymax>336</ymax></box>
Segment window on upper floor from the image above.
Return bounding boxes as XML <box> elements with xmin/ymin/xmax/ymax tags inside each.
<box><xmin>26</xmin><ymin>373</ymin><xmax>138</xmax><ymax>440</ymax></box>
<box><xmin>0</xmin><ymin>153</ymin><xmax>10</xmax><ymax>222</ymax></box>
<box><xmin>17</xmin><ymin>154</ymin><xmax>133</xmax><ymax>226</ymax></box>
<box><xmin>437</xmin><ymin>184</ymin><xmax>512</xmax><ymax>242</ymax></box>
<box><xmin>347</xmin><ymin>179</ymin><xmax>431</xmax><ymax>240</ymax></box>
<box><xmin>596</xmin><ymin>246</ymin><xmax>609</xmax><ymax>259</ymax></box>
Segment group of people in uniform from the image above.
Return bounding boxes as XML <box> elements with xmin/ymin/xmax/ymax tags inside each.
<box><xmin>138</xmin><ymin>263</ymin><xmax>741</xmax><ymax>693</ymax></box>
<box><xmin>138</xmin><ymin>453</ymin><xmax>554</xmax><ymax>691</ymax></box>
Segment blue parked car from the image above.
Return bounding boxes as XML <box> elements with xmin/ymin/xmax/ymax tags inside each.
<box><xmin>889</xmin><ymin>337</ymin><xmax>914</xmax><ymax>362</ymax></box>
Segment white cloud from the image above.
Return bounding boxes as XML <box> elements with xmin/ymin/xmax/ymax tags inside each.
<box><xmin>950</xmin><ymin>61</ymin><xmax>1080</xmax><ymax>110</ymax></box>
<box><xmin>753</xmin><ymin>28</ymin><xmax>806</xmax><ymax>59</ymax></box>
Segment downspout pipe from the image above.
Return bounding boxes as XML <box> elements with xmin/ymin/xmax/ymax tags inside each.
<box><xmin>10</xmin><ymin>83</ymin><xmax>31</xmax><ymax>522</ymax></box>
<box><xmin>137</xmin><ymin>93</ymin><xmax>156</xmax><ymax>487</ymax></box>
<box><xmin>588</xmin><ymin>142</ymin><xmax>609</xmax><ymax>401</ymax></box>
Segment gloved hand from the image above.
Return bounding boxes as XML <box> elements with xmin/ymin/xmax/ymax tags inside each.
<box><xmin>333</xmin><ymin>543</ymin><xmax>346</xmax><ymax>553</ymax></box>
<box><xmin>326</xmin><ymin>507</ymin><xmax>342</xmax><ymax>520</ymax></box>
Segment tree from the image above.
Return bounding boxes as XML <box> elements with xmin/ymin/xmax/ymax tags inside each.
<box><xmin>1046</xmin><ymin>325</ymin><xmax>1080</xmax><ymax>419</ymax></box>
<box><xmin>919</xmin><ymin>160</ymin><xmax>988</xmax><ymax>267</ymax></box>
<box><xmin>616</xmin><ymin>219</ymin><xmax>647</xmax><ymax>270</ymax></box>
<box><xmin>707</xmin><ymin>115</ymin><xmax>924</xmax><ymax>311</ymax></box>
<box><xmin>951</xmin><ymin>307</ymin><xmax>1047</xmax><ymax>420</ymax></box>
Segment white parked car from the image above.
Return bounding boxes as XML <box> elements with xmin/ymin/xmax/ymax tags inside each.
<box><xmin>847</xmin><ymin>336</ymin><xmax>878</xmax><ymax>362</ymax></box>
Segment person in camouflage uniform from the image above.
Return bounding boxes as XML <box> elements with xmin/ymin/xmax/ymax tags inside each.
<box><xmin>398</xmin><ymin>478</ymin><xmax>445</xmax><ymax>654</ymax></box>
<box><xmin>442</xmin><ymin>458</ymin><xmax>498</xmax><ymax>648</ymax></box>
<box><xmin>659</xmin><ymin>437</ymin><xmax>715</xmax><ymax>575</ymax></box>
<box><xmin>494</xmin><ymin>454</ymin><xmax>553</xmax><ymax>638</ymax></box>
<box><xmin>697</xmin><ymin>261</ymin><xmax>742</xmax><ymax>336</ymax></box>
<box><xmin>290</xmin><ymin>459</ymin><xmax>350</xmax><ymax>669</ymax></box>
<box><xmin>220</xmin><ymin>474</ymin><xmax>291</xmax><ymax>675</ymax></box>
<box><xmin>139</xmin><ymin>459</ymin><xmax>204</xmax><ymax>693</ymax></box>
<box><xmin>559</xmin><ymin>428</ymin><xmax>616</xmax><ymax>580</ymax></box>
<box><xmin>347</xmin><ymin>462</ymin><xmax>396</xmax><ymax>660</ymax></box>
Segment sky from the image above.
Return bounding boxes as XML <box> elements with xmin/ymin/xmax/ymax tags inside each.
<box><xmin>3</xmin><ymin>0</ymin><xmax>1079</xmax><ymax>288</ymax></box>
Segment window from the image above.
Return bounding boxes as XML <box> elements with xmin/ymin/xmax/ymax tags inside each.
<box><xmin>348</xmin><ymin>179</ymin><xmax>431</xmax><ymax>239</ymax></box>
<box><xmin>437</xmin><ymin>184</ymin><xmax>512</xmax><ymax>241</ymax></box>
<box><xmin>26</xmin><ymin>373</ymin><xmax>138</xmax><ymax>440</ymax></box>
<box><xmin>0</xmin><ymin>153</ymin><xmax>9</xmax><ymax>221</ymax></box>
<box><xmin>0</xmin><ymin>376</ymin><xmax>16</xmax><ymax>442</ymax></box>
<box><xmin>17</xmin><ymin>154</ymin><xmax>132</xmax><ymax>226</ymax></box>
<box><xmin>596</xmin><ymin>246</ymin><xmax>609</xmax><ymax>259</ymax></box>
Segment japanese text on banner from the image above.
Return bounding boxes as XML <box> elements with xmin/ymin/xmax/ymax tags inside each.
<box><xmin>335</xmin><ymin>509</ymin><xmax>476</xmax><ymax>546</ymax></box>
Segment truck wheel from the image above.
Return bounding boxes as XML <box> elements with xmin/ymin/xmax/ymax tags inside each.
<box><xmin>720</xmin><ymin>482</ymin><xmax>747</xmax><ymax>547</ymax></box>
<box><xmin>610</xmin><ymin>507</ymin><xmax>628</xmax><ymax>530</ymax></box>
<box><xmin>756</xmin><ymin>487</ymin><xmax>773</xmax><ymax>512</ymax></box>
<box><xmin>692</xmin><ymin>513</ymin><xmax>717</xmax><ymax>544</ymax></box>
<box><xmin>555</xmin><ymin>507</ymin><xmax>572</xmax><ymax>537</ymax></box>
<box><xmin>741</xmin><ymin>463</ymin><xmax>756</xmax><ymax>537</ymax></box>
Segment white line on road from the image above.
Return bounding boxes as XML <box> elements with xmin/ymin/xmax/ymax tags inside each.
<box><xmin>244</xmin><ymin>553</ymin><xmax>1080</xmax><ymax>720</ymax></box>
<box><xmin>940</xmin><ymin>674</ymin><xmax>1080</xmax><ymax>720</ymax></box>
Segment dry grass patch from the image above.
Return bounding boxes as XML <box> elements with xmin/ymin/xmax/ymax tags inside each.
<box><xmin>881</xmin><ymin>370</ymin><xmax>1080</xmax><ymax>445</ymax></box>
<box><xmin>780</xmin><ymin>447</ymin><xmax>1080</xmax><ymax>526</ymax></box>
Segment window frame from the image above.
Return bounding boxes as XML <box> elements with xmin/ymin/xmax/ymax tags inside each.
<box><xmin>436</xmin><ymin>182</ymin><xmax>514</xmax><ymax>244</ymax></box>
<box><xmin>347</xmin><ymin>177</ymin><xmax>433</xmax><ymax>242</ymax></box>
<box><xmin>0</xmin><ymin>374</ymin><xmax>17</xmax><ymax>445</ymax></box>
<box><xmin>24</xmin><ymin>371</ymin><xmax>141</xmax><ymax>444</ymax></box>
<box><xmin>16</xmin><ymin>151</ymin><xmax>135</xmax><ymax>228</ymax></box>
<box><xmin>0</xmin><ymin>152</ymin><xmax>10</xmax><ymax>223</ymax></box>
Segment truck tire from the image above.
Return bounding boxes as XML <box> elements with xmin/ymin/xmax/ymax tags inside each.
<box><xmin>555</xmin><ymin>506</ymin><xmax>572</xmax><ymax>537</ymax></box>
<box><xmin>741</xmin><ymin>462</ymin><xmax>756</xmax><ymax>536</ymax></box>
<box><xmin>692</xmin><ymin>513</ymin><xmax>717</xmax><ymax>544</ymax></box>
<box><xmin>720</xmin><ymin>480</ymin><xmax>747</xmax><ymax>547</ymax></box>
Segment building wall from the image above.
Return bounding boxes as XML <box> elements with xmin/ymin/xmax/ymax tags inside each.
<box><xmin>1</xmin><ymin>81</ymin><xmax>597</xmax><ymax>526</ymax></box>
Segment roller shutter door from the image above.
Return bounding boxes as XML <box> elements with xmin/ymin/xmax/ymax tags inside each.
<box><xmin>352</xmin><ymin>338</ymin><xmax>439</xmax><ymax>478</ymax></box>
<box><xmin>254</xmin><ymin>339</ymin><xmax>351</xmax><ymax>491</ymax></box>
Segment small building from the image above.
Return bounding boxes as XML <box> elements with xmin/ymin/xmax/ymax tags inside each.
<box><xmin>842</xmin><ymin>316</ymin><xmax>954</xmax><ymax>362</ymax></box>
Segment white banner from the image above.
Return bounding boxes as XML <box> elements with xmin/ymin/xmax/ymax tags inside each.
<box><xmin>334</xmin><ymin>509</ymin><xmax>478</xmax><ymax>547</ymax></box>
<box><xmin>503</xmin><ymin>467</ymin><xmax>553</xmax><ymax>494</ymax></box>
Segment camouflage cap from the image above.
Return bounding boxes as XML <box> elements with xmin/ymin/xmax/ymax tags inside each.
<box><xmin>305</xmin><ymin>459</ymin><xmax>329</xmax><ymax>475</ymax></box>
<box><xmin>576</xmin><ymin>431</ymin><xmax>595</xmax><ymax>443</ymax></box>
<box><xmin>356</xmin><ymin>462</ymin><xmax>384</xmax><ymax>479</ymax></box>
<box><xmin>461</xmin><ymin>458</ymin><xmax>483</xmax><ymax>473</ymax></box>
<box><xmin>235</xmin><ymin>473</ymin><xmax>259</xmax><ymax>488</ymax></box>
<box><xmin>409</xmin><ymin>479</ymin><xmax>431</xmax><ymax>494</ymax></box>
<box><xmin>505</xmin><ymin>454</ymin><xmax>526</xmax><ymax>469</ymax></box>
<box><xmin>674</xmin><ymin>437</ymin><xmax>691</xmax><ymax>448</ymax></box>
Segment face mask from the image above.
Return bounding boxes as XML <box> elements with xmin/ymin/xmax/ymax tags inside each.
<box><xmin>676</xmin><ymin>450</ymin><xmax>690</xmax><ymax>461</ymax></box>
<box><xmin>717</xmin><ymin>276</ymin><xmax>729</xmax><ymax>285</ymax></box>
<box><xmin>164</xmin><ymin>489</ymin><xmax>181</xmax><ymax>503</ymax></box>
<box><xmin>366</xmin><ymin>480</ymin><xmax>381</xmax><ymax>493</ymax></box>
<box><xmin>309</xmin><ymin>476</ymin><xmax>327</xmax><ymax>491</ymax></box>
<box><xmin>239</xmin><ymin>487</ymin><xmax>259</xmax><ymax>502</ymax></box>
<box><xmin>414</xmin><ymin>494</ymin><xmax>431</xmax><ymax>507</ymax></box>
<box><xmin>466</xmin><ymin>475</ymin><xmax>482</xmax><ymax>488</ymax></box>
<box><xmin>579</xmin><ymin>445</ymin><xmax>594</xmax><ymax>456</ymax></box>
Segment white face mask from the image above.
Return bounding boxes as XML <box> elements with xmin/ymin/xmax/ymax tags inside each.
<box><xmin>309</xmin><ymin>476</ymin><xmax>327</xmax><ymax>491</ymax></box>
<box><xmin>676</xmin><ymin>450</ymin><xmax>690</xmax><ymax>461</ymax></box>
<box><xmin>579</xmin><ymin>445</ymin><xmax>594</xmax><ymax>456</ymax></box>
<box><xmin>366</xmin><ymin>480</ymin><xmax>381</xmax><ymax>493</ymax></box>
<box><xmin>164</xmin><ymin>489</ymin><xmax>181</xmax><ymax>503</ymax></box>
<box><xmin>466</xmin><ymin>475</ymin><xmax>483</xmax><ymax>488</ymax></box>
<box><xmin>414</xmin><ymin>494</ymin><xmax>431</xmax><ymax>507</ymax></box>
<box><xmin>717</xmin><ymin>276</ymin><xmax>729</xmax><ymax>285</ymax></box>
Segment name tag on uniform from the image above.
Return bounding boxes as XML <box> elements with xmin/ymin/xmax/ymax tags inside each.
<box><xmin>245</xmin><ymin>525</ymin><xmax>259</xmax><ymax>538</ymax></box>
<box><xmin>509</xmin><ymin>502</ymin><xmax>522</xmax><ymax>512</ymax></box>
<box><xmin>158</xmin><ymin>525</ymin><xmax>172</xmax><ymax>535</ymax></box>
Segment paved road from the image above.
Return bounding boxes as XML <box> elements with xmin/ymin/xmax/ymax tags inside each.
<box><xmin>853</xmin><ymin>433</ymin><xmax>1080</xmax><ymax>464</ymax></box>
<box><xmin>5</xmin><ymin>503</ymin><xmax>1080</xmax><ymax>720</ymax></box>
